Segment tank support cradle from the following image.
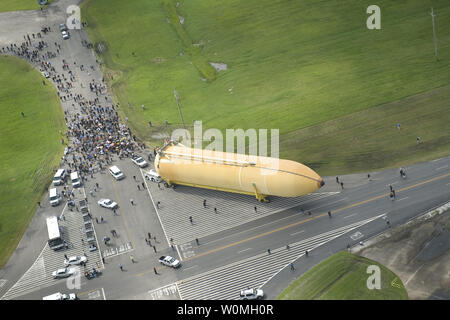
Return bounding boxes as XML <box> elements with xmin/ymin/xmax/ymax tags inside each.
<box><xmin>252</xmin><ymin>183</ymin><xmax>269</xmax><ymax>203</ymax></box>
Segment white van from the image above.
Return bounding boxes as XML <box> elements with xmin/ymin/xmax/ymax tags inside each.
<box><xmin>53</xmin><ymin>169</ymin><xmax>66</xmax><ymax>186</ymax></box>
<box><xmin>42</xmin><ymin>292</ymin><xmax>77</xmax><ymax>300</ymax></box>
<box><xmin>49</xmin><ymin>188</ymin><xmax>61</xmax><ymax>206</ymax></box>
<box><xmin>70</xmin><ymin>171</ymin><xmax>82</xmax><ymax>188</ymax></box>
<box><xmin>109</xmin><ymin>165</ymin><xmax>124</xmax><ymax>180</ymax></box>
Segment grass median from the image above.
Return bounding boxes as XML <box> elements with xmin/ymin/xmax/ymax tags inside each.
<box><xmin>0</xmin><ymin>56</ymin><xmax>66</xmax><ymax>268</ymax></box>
<box><xmin>277</xmin><ymin>251</ymin><xmax>408</xmax><ymax>300</ymax></box>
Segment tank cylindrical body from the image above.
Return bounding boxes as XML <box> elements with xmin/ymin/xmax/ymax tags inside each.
<box><xmin>155</xmin><ymin>143</ymin><xmax>324</xmax><ymax>198</ymax></box>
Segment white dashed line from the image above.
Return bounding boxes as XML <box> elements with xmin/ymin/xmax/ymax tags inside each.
<box><xmin>290</xmin><ymin>230</ymin><xmax>305</xmax><ymax>236</ymax></box>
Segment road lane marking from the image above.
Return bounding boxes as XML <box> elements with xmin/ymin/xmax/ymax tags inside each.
<box><xmin>290</xmin><ymin>230</ymin><xmax>305</xmax><ymax>236</ymax></box>
<box><xmin>237</xmin><ymin>248</ymin><xmax>252</xmax><ymax>254</ymax></box>
<box><xmin>436</xmin><ymin>165</ymin><xmax>448</xmax><ymax>171</ymax></box>
<box><xmin>396</xmin><ymin>197</ymin><xmax>409</xmax><ymax>202</ymax></box>
<box><xmin>343</xmin><ymin>213</ymin><xmax>357</xmax><ymax>219</ymax></box>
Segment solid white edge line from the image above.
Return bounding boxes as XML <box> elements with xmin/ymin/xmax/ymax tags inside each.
<box><xmin>140</xmin><ymin>168</ymin><xmax>174</xmax><ymax>256</ymax></box>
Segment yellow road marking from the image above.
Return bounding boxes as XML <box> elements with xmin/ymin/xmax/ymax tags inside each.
<box><xmin>110</xmin><ymin>176</ymin><xmax>135</xmax><ymax>250</ymax></box>
<box><xmin>137</xmin><ymin>171</ymin><xmax>450</xmax><ymax>276</ymax></box>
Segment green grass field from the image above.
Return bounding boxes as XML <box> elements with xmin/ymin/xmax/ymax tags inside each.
<box><xmin>277</xmin><ymin>251</ymin><xmax>408</xmax><ymax>300</ymax></box>
<box><xmin>0</xmin><ymin>0</ymin><xmax>51</xmax><ymax>13</ymax></box>
<box><xmin>0</xmin><ymin>56</ymin><xmax>66</xmax><ymax>268</ymax></box>
<box><xmin>82</xmin><ymin>0</ymin><xmax>450</xmax><ymax>174</ymax></box>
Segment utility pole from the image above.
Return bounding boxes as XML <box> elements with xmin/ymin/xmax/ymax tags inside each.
<box><xmin>431</xmin><ymin>7</ymin><xmax>439</xmax><ymax>61</ymax></box>
<box><xmin>173</xmin><ymin>88</ymin><xmax>188</xmax><ymax>140</ymax></box>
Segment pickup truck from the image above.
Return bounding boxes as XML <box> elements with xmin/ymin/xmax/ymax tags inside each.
<box><xmin>158</xmin><ymin>255</ymin><xmax>181</xmax><ymax>268</ymax></box>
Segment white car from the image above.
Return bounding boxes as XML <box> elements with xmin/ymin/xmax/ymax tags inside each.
<box><xmin>144</xmin><ymin>169</ymin><xmax>162</xmax><ymax>182</ymax></box>
<box><xmin>64</xmin><ymin>255</ymin><xmax>87</xmax><ymax>266</ymax></box>
<box><xmin>98</xmin><ymin>198</ymin><xmax>118</xmax><ymax>209</ymax></box>
<box><xmin>131</xmin><ymin>155</ymin><xmax>148</xmax><ymax>168</ymax></box>
<box><xmin>159</xmin><ymin>255</ymin><xmax>181</xmax><ymax>268</ymax></box>
<box><xmin>41</xmin><ymin>71</ymin><xmax>50</xmax><ymax>78</ymax></box>
<box><xmin>52</xmin><ymin>267</ymin><xmax>77</xmax><ymax>279</ymax></box>
<box><xmin>61</xmin><ymin>30</ymin><xmax>70</xmax><ymax>40</ymax></box>
<box><xmin>239</xmin><ymin>288</ymin><xmax>264</xmax><ymax>300</ymax></box>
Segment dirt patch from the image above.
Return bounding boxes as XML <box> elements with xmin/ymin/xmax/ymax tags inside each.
<box><xmin>352</xmin><ymin>202</ymin><xmax>450</xmax><ymax>299</ymax></box>
<box><xmin>209</xmin><ymin>62</ymin><xmax>227</xmax><ymax>72</ymax></box>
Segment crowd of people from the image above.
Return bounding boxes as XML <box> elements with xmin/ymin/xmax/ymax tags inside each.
<box><xmin>2</xmin><ymin>25</ymin><xmax>150</xmax><ymax>198</ymax></box>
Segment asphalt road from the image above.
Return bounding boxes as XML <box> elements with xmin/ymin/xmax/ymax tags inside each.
<box><xmin>0</xmin><ymin>0</ymin><xmax>449</xmax><ymax>301</ymax></box>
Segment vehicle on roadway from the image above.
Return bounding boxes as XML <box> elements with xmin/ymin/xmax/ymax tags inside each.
<box><xmin>131</xmin><ymin>155</ymin><xmax>148</xmax><ymax>168</ymax></box>
<box><xmin>239</xmin><ymin>288</ymin><xmax>264</xmax><ymax>300</ymax></box>
<box><xmin>64</xmin><ymin>255</ymin><xmax>87</xmax><ymax>266</ymax></box>
<box><xmin>109</xmin><ymin>165</ymin><xmax>124</xmax><ymax>180</ymax></box>
<box><xmin>144</xmin><ymin>169</ymin><xmax>162</xmax><ymax>183</ymax></box>
<box><xmin>159</xmin><ymin>255</ymin><xmax>181</xmax><ymax>268</ymax></box>
<box><xmin>46</xmin><ymin>216</ymin><xmax>65</xmax><ymax>250</ymax></box>
<box><xmin>70</xmin><ymin>171</ymin><xmax>82</xmax><ymax>188</ymax></box>
<box><xmin>155</xmin><ymin>140</ymin><xmax>324</xmax><ymax>202</ymax></box>
<box><xmin>97</xmin><ymin>198</ymin><xmax>118</xmax><ymax>209</ymax></box>
<box><xmin>52</xmin><ymin>267</ymin><xmax>77</xmax><ymax>279</ymax></box>
<box><xmin>42</xmin><ymin>292</ymin><xmax>77</xmax><ymax>300</ymax></box>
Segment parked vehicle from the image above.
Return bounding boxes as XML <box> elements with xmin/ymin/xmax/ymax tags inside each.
<box><xmin>42</xmin><ymin>292</ymin><xmax>77</xmax><ymax>300</ymax></box>
<box><xmin>109</xmin><ymin>165</ymin><xmax>124</xmax><ymax>180</ymax></box>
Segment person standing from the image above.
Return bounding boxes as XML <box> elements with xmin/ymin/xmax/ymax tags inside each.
<box><xmin>290</xmin><ymin>263</ymin><xmax>295</xmax><ymax>271</ymax></box>
<box><xmin>119</xmin><ymin>264</ymin><xmax>123</xmax><ymax>271</ymax></box>
<box><xmin>130</xmin><ymin>255</ymin><xmax>135</xmax><ymax>263</ymax></box>
<box><xmin>154</xmin><ymin>267</ymin><xmax>158</xmax><ymax>275</ymax></box>
<box><xmin>130</xmin><ymin>198</ymin><xmax>134</xmax><ymax>206</ymax></box>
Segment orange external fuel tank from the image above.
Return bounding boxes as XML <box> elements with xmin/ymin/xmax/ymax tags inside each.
<box><xmin>154</xmin><ymin>141</ymin><xmax>324</xmax><ymax>202</ymax></box>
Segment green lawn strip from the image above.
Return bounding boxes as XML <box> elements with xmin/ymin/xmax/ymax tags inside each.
<box><xmin>81</xmin><ymin>0</ymin><xmax>450</xmax><ymax>174</ymax></box>
<box><xmin>277</xmin><ymin>251</ymin><xmax>408</xmax><ymax>300</ymax></box>
<box><xmin>279</xmin><ymin>84</ymin><xmax>450</xmax><ymax>175</ymax></box>
<box><xmin>0</xmin><ymin>0</ymin><xmax>52</xmax><ymax>13</ymax></box>
<box><xmin>0</xmin><ymin>56</ymin><xmax>66</xmax><ymax>268</ymax></box>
